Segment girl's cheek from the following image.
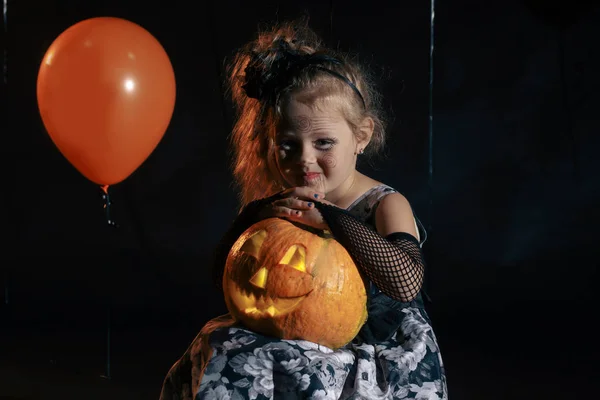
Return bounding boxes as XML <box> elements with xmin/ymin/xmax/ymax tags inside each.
<box><xmin>322</xmin><ymin>153</ymin><xmax>337</xmax><ymax>169</ymax></box>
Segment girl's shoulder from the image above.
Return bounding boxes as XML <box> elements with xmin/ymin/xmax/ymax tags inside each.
<box><xmin>347</xmin><ymin>180</ymin><xmax>427</xmax><ymax>245</ymax></box>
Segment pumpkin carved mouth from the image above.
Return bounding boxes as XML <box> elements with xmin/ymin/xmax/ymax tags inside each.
<box><xmin>229</xmin><ymin>288</ymin><xmax>308</xmax><ymax>317</ymax></box>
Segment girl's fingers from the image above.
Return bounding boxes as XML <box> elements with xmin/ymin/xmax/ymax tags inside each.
<box><xmin>272</xmin><ymin>198</ymin><xmax>314</xmax><ymax>210</ymax></box>
<box><xmin>284</xmin><ymin>187</ymin><xmax>324</xmax><ymax>200</ymax></box>
<box><xmin>271</xmin><ymin>206</ymin><xmax>302</xmax><ymax>217</ymax></box>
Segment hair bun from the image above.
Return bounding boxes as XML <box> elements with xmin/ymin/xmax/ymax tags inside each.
<box><xmin>242</xmin><ymin>38</ymin><xmax>339</xmax><ymax>101</ymax></box>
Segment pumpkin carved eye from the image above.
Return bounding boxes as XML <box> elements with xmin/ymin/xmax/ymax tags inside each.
<box><xmin>278</xmin><ymin>245</ymin><xmax>306</xmax><ymax>273</ymax></box>
<box><xmin>240</xmin><ymin>230</ymin><xmax>270</xmax><ymax>289</ymax></box>
<box><xmin>240</xmin><ymin>229</ymin><xmax>267</xmax><ymax>258</ymax></box>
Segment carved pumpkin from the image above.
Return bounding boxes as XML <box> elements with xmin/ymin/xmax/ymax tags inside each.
<box><xmin>223</xmin><ymin>217</ymin><xmax>368</xmax><ymax>349</ymax></box>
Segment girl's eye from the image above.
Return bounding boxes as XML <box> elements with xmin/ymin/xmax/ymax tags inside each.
<box><xmin>278</xmin><ymin>138</ymin><xmax>337</xmax><ymax>152</ymax></box>
<box><xmin>315</xmin><ymin>139</ymin><xmax>336</xmax><ymax>150</ymax></box>
<box><xmin>279</xmin><ymin>140</ymin><xmax>296</xmax><ymax>151</ymax></box>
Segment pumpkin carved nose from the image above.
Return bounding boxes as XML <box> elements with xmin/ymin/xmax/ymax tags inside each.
<box><xmin>249</xmin><ymin>267</ymin><xmax>268</xmax><ymax>289</ymax></box>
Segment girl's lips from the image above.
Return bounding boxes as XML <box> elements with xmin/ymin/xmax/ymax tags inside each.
<box><xmin>303</xmin><ymin>173</ymin><xmax>322</xmax><ymax>182</ymax></box>
<box><xmin>303</xmin><ymin>172</ymin><xmax>321</xmax><ymax>178</ymax></box>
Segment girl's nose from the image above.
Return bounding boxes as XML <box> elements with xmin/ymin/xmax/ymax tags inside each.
<box><xmin>298</xmin><ymin>144</ymin><xmax>317</xmax><ymax>165</ymax></box>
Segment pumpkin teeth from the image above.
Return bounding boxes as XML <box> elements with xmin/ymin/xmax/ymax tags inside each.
<box><xmin>244</xmin><ymin>307</ymin><xmax>259</xmax><ymax>315</ymax></box>
<box><xmin>265</xmin><ymin>305</ymin><xmax>276</xmax><ymax>317</ymax></box>
<box><xmin>234</xmin><ymin>285</ymin><xmax>307</xmax><ymax>318</ymax></box>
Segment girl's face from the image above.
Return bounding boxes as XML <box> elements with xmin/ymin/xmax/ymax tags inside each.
<box><xmin>275</xmin><ymin>96</ymin><xmax>361</xmax><ymax>196</ymax></box>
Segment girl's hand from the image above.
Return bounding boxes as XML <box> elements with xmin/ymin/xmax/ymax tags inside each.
<box><xmin>259</xmin><ymin>187</ymin><xmax>333</xmax><ymax>230</ymax></box>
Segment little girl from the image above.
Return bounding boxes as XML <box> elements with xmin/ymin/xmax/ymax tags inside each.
<box><xmin>161</xmin><ymin>21</ymin><xmax>448</xmax><ymax>400</ymax></box>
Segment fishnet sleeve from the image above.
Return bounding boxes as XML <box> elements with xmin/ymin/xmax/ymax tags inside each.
<box><xmin>313</xmin><ymin>202</ymin><xmax>425</xmax><ymax>303</ymax></box>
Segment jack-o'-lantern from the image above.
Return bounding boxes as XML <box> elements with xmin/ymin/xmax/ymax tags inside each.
<box><xmin>223</xmin><ymin>217</ymin><xmax>368</xmax><ymax>349</ymax></box>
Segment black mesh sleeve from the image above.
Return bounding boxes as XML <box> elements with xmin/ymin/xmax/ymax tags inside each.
<box><xmin>212</xmin><ymin>192</ymin><xmax>285</xmax><ymax>290</ymax></box>
<box><xmin>313</xmin><ymin>202</ymin><xmax>425</xmax><ymax>303</ymax></box>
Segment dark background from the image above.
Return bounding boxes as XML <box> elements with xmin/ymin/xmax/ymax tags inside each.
<box><xmin>1</xmin><ymin>0</ymin><xmax>598</xmax><ymax>399</ymax></box>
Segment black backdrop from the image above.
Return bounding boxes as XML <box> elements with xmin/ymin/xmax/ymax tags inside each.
<box><xmin>1</xmin><ymin>0</ymin><xmax>598</xmax><ymax>399</ymax></box>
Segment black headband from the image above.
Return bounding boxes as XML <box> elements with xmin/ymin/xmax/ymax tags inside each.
<box><xmin>242</xmin><ymin>39</ymin><xmax>366</xmax><ymax>109</ymax></box>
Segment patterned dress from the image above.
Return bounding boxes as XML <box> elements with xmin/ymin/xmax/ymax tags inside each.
<box><xmin>160</xmin><ymin>185</ymin><xmax>448</xmax><ymax>400</ymax></box>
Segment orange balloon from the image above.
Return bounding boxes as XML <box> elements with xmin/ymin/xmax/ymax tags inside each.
<box><xmin>37</xmin><ymin>17</ymin><xmax>176</xmax><ymax>185</ymax></box>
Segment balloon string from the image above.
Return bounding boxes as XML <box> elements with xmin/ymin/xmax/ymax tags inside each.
<box><xmin>101</xmin><ymin>185</ymin><xmax>117</xmax><ymax>227</ymax></box>
<box><xmin>100</xmin><ymin>185</ymin><xmax>115</xmax><ymax>380</ymax></box>
<box><xmin>3</xmin><ymin>0</ymin><xmax>6</xmax><ymax>84</ymax></box>
<box><xmin>3</xmin><ymin>0</ymin><xmax>7</xmax><ymax>305</ymax></box>
<box><xmin>4</xmin><ymin>270</ymin><xmax>8</xmax><ymax>305</ymax></box>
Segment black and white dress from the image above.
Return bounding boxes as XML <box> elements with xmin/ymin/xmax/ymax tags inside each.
<box><xmin>160</xmin><ymin>185</ymin><xmax>448</xmax><ymax>400</ymax></box>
